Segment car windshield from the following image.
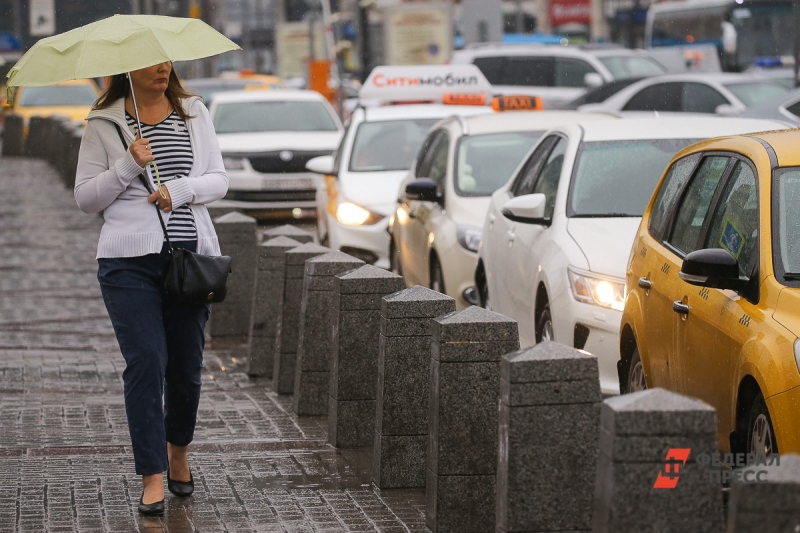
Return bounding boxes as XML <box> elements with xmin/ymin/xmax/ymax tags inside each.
<box><xmin>213</xmin><ymin>101</ymin><xmax>339</xmax><ymax>133</ymax></box>
<box><xmin>456</xmin><ymin>131</ymin><xmax>542</xmax><ymax>196</ymax></box>
<box><xmin>724</xmin><ymin>82</ymin><xmax>788</xmax><ymax>107</ymax></box>
<box><xmin>349</xmin><ymin>118</ymin><xmax>438</xmax><ymax>172</ymax></box>
<box><xmin>570</xmin><ymin>139</ymin><xmax>700</xmax><ymax>217</ymax></box>
<box><xmin>18</xmin><ymin>85</ymin><xmax>97</xmax><ymax>106</ymax></box>
<box><xmin>776</xmin><ymin>169</ymin><xmax>800</xmax><ymax>275</ymax></box>
<box><xmin>598</xmin><ymin>56</ymin><xmax>666</xmax><ymax>78</ymax></box>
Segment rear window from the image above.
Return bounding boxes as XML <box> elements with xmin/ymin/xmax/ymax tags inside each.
<box><xmin>18</xmin><ymin>85</ymin><xmax>97</xmax><ymax>106</ymax></box>
<box><xmin>213</xmin><ymin>101</ymin><xmax>339</xmax><ymax>133</ymax></box>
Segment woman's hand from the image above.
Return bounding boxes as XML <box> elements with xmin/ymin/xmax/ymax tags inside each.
<box><xmin>148</xmin><ymin>186</ymin><xmax>172</xmax><ymax>212</ymax></box>
<box><xmin>130</xmin><ymin>137</ymin><xmax>155</xmax><ymax>167</ymax></box>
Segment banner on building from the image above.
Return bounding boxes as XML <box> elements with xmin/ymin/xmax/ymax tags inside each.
<box><xmin>275</xmin><ymin>22</ymin><xmax>326</xmax><ymax>79</ymax></box>
<box><xmin>30</xmin><ymin>0</ymin><xmax>55</xmax><ymax>37</ymax></box>
<box><xmin>549</xmin><ymin>0</ymin><xmax>592</xmax><ymax>26</ymax></box>
<box><xmin>384</xmin><ymin>3</ymin><xmax>453</xmax><ymax>66</ymax></box>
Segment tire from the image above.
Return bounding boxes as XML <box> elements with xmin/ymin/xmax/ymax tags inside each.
<box><xmin>625</xmin><ymin>348</ymin><xmax>647</xmax><ymax>394</ymax></box>
<box><xmin>747</xmin><ymin>392</ymin><xmax>778</xmax><ymax>459</ymax></box>
<box><xmin>430</xmin><ymin>257</ymin><xmax>445</xmax><ymax>294</ymax></box>
<box><xmin>535</xmin><ymin>304</ymin><xmax>554</xmax><ymax>343</ymax></box>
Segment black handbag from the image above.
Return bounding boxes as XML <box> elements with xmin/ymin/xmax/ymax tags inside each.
<box><xmin>113</xmin><ymin>123</ymin><xmax>231</xmax><ymax>305</ymax></box>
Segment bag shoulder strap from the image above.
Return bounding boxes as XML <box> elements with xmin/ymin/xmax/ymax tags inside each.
<box><xmin>112</xmin><ymin>122</ymin><xmax>173</xmax><ymax>251</ymax></box>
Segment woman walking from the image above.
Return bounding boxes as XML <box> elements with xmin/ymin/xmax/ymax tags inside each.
<box><xmin>75</xmin><ymin>61</ymin><xmax>228</xmax><ymax>515</ymax></box>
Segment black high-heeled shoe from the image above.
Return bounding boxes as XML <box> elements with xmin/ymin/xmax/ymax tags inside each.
<box><xmin>138</xmin><ymin>493</ymin><xmax>165</xmax><ymax>515</ymax></box>
<box><xmin>167</xmin><ymin>468</ymin><xmax>194</xmax><ymax>497</ymax></box>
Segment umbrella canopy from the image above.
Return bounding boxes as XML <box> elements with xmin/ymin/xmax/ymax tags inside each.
<box><xmin>6</xmin><ymin>15</ymin><xmax>240</xmax><ymax>87</ymax></box>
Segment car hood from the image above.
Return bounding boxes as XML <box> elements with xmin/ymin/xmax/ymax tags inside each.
<box><xmin>774</xmin><ymin>288</ymin><xmax>800</xmax><ymax>337</ymax></box>
<box><xmin>339</xmin><ymin>170</ymin><xmax>410</xmax><ymax>216</ymax></box>
<box><xmin>216</xmin><ymin>131</ymin><xmax>342</xmax><ymax>153</ymax></box>
<box><xmin>567</xmin><ymin>217</ymin><xmax>642</xmax><ymax>277</ymax></box>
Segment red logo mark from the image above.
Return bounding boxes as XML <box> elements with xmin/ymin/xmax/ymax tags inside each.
<box><xmin>654</xmin><ymin>448</ymin><xmax>691</xmax><ymax>489</ymax></box>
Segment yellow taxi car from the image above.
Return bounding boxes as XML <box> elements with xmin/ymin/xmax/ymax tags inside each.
<box><xmin>619</xmin><ymin>128</ymin><xmax>800</xmax><ymax>457</ymax></box>
<box><xmin>218</xmin><ymin>69</ymin><xmax>287</xmax><ymax>90</ymax></box>
<box><xmin>4</xmin><ymin>78</ymin><xmax>100</xmax><ymax>131</ymax></box>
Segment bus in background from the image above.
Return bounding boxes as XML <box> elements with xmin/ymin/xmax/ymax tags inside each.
<box><xmin>645</xmin><ymin>0</ymin><xmax>793</xmax><ymax>72</ymax></box>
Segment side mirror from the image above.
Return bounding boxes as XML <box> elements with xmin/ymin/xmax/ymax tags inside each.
<box><xmin>679</xmin><ymin>248</ymin><xmax>745</xmax><ymax>291</ymax></box>
<box><xmin>405</xmin><ymin>178</ymin><xmax>442</xmax><ymax>203</ymax></box>
<box><xmin>306</xmin><ymin>155</ymin><xmax>335</xmax><ymax>175</ymax></box>
<box><xmin>584</xmin><ymin>73</ymin><xmax>604</xmax><ymax>89</ymax></box>
<box><xmin>500</xmin><ymin>193</ymin><xmax>550</xmax><ymax>226</ymax></box>
<box><xmin>715</xmin><ymin>104</ymin><xmax>741</xmax><ymax>116</ymax></box>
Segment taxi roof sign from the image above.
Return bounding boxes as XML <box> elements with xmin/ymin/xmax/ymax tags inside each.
<box><xmin>491</xmin><ymin>95</ymin><xmax>543</xmax><ymax>111</ymax></box>
<box><xmin>359</xmin><ymin>65</ymin><xmax>493</xmax><ymax>103</ymax></box>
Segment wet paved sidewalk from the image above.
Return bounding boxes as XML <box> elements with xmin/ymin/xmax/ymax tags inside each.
<box><xmin>0</xmin><ymin>158</ymin><xmax>427</xmax><ymax>532</ymax></box>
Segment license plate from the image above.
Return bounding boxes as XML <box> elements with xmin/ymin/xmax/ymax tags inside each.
<box><xmin>262</xmin><ymin>178</ymin><xmax>314</xmax><ymax>191</ymax></box>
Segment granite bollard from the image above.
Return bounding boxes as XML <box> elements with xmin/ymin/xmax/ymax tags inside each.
<box><xmin>427</xmin><ymin>306</ymin><xmax>519</xmax><ymax>533</ymax></box>
<box><xmin>328</xmin><ymin>265</ymin><xmax>404</xmax><ymax>448</ymax></box>
<box><xmin>497</xmin><ymin>341</ymin><xmax>601</xmax><ymax>533</ymax></box>
<box><xmin>209</xmin><ymin>211</ymin><xmax>258</xmax><ymax>339</ymax></box>
<box><xmin>374</xmin><ymin>286</ymin><xmax>455</xmax><ymax>489</ymax></box>
<box><xmin>592</xmin><ymin>388</ymin><xmax>724</xmax><ymax>533</ymax></box>
<box><xmin>272</xmin><ymin>242</ymin><xmax>331</xmax><ymax>394</ymax></box>
<box><xmin>293</xmin><ymin>251</ymin><xmax>364</xmax><ymax>415</ymax></box>
<box><xmin>728</xmin><ymin>454</ymin><xmax>800</xmax><ymax>533</ymax></box>
<box><xmin>262</xmin><ymin>224</ymin><xmax>315</xmax><ymax>244</ymax></box>
<box><xmin>246</xmin><ymin>236</ymin><xmax>303</xmax><ymax>377</ymax></box>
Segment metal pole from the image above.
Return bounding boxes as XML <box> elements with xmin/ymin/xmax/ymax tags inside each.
<box><xmin>359</xmin><ymin>1</ymin><xmax>370</xmax><ymax>82</ymax></box>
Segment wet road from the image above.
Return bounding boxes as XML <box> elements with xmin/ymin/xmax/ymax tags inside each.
<box><xmin>0</xmin><ymin>158</ymin><xmax>427</xmax><ymax>532</ymax></box>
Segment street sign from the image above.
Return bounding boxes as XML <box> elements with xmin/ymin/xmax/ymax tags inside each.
<box><xmin>30</xmin><ymin>0</ymin><xmax>56</xmax><ymax>37</ymax></box>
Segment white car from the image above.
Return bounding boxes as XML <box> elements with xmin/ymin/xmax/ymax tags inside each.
<box><xmin>452</xmin><ymin>44</ymin><xmax>666</xmax><ymax>108</ymax></box>
<box><xmin>476</xmin><ymin>116</ymin><xmax>786</xmax><ymax>395</ymax></box>
<box><xmin>208</xmin><ymin>90</ymin><xmax>343</xmax><ymax>216</ymax></box>
<box><xmin>390</xmin><ymin>111</ymin><xmax>612</xmax><ymax>308</ymax></box>
<box><xmin>579</xmin><ymin>73</ymin><xmax>788</xmax><ymax>115</ymax></box>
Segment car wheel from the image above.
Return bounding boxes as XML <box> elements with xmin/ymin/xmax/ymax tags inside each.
<box><xmin>535</xmin><ymin>304</ymin><xmax>553</xmax><ymax>343</ymax></box>
<box><xmin>390</xmin><ymin>240</ymin><xmax>402</xmax><ymax>277</ymax></box>
<box><xmin>747</xmin><ymin>392</ymin><xmax>778</xmax><ymax>458</ymax></box>
<box><xmin>626</xmin><ymin>348</ymin><xmax>647</xmax><ymax>393</ymax></box>
<box><xmin>430</xmin><ymin>257</ymin><xmax>445</xmax><ymax>294</ymax></box>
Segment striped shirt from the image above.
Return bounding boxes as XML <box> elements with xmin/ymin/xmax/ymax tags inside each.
<box><xmin>126</xmin><ymin>110</ymin><xmax>197</xmax><ymax>242</ymax></box>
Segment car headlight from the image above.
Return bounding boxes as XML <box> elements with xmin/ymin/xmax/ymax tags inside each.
<box><xmin>336</xmin><ymin>201</ymin><xmax>383</xmax><ymax>226</ymax></box>
<box><xmin>568</xmin><ymin>266</ymin><xmax>625</xmax><ymax>312</ymax></box>
<box><xmin>222</xmin><ymin>156</ymin><xmax>246</xmax><ymax>170</ymax></box>
<box><xmin>457</xmin><ymin>225</ymin><xmax>482</xmax><ymax>253</ymax></box>
<box><xmin>794</xmin><ymin>338</ymin><xmax>800</xmax><ymax>374</ymax></box>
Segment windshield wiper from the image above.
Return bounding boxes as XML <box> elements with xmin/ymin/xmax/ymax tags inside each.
<box><xmin>571</xmin><ymin>213</ymin><xmax>637</xmax><ymax>218</ymax></box>
<box><xmin>783</xmin><ymin>272</ymin><xmax>800</xmax><ymax>280</ymax></box>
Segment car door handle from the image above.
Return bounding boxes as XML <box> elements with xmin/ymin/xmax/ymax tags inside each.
<box><xmin>408</xmin><ymin>211</ymin><xmax>416</xmax><ymax>219</ymax></box>
<box><xmin>488</xmin><ymin>213</ymin><xmax>496</xmax><ymax>222</ymax></box>
<box><xmin>638</xmin><ymin>277</ymin><xmax>653</xmax><ymax>290</ymax></box>
<box><xmin>672</xmin><ymin>300</ymin><xmax>690</xmax><ymax>315</ymax></box>
<box><xmin>507</xmin><ymin>230</ymin><xmax>515</xmax><ymax>241</ymax></box>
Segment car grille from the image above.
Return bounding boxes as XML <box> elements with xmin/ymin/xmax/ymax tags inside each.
<box><xmin>224</xmin><ymin>190</ymin><xmax>317</xmax><ymax>202</ymax></box>
<box><xmin>248</xmin><ymin>150</ymin><xmax>331</xmax><ymax>174</ymax></box>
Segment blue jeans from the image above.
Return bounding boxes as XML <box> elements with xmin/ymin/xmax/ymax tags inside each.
<box><xmin>98</xmin><ymin>242</ymin><xmax>208</xmax><ymax>475</ymax></box>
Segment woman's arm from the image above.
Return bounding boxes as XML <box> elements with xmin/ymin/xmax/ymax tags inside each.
<box><xmin>74</xmin><ymin>121</ymin><xmax>145</xmax><ymax>214</ymax></box>
<box><xmin>163</xmin><ymin>102</ymin><xmax>229</xmax><ymax>208</ymax></box>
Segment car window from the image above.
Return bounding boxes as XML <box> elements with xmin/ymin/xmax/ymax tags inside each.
<box><xmin>349</xmin><ymin>118</ymin><xmax>438</xmax><ymax>172</ymax></box>
<box><xmin>213</xmin><ymin>101</ymin><xmax>339</xmax><ymax>133</ymax></box>
<box><xmin>531</xmin><ymin>137</ymin><xmax>567</xmax><ymax>219</ymax></box>
<box><xmin>332</xmin><ymin>126</ymin><xmax>348</xmax><ymax>175</ymax></box>
<box><xmin>623</xmin><ymin>82</ymin><xmax>682</xmax><ymax>112</ymax></box>
<box><xmin>18</xmin><ymin>85</ymin><xmax>97</xmax><ymax>106</ymax></box>
<box><xmin>474</xmin><ymin>56</ymin><xmax>554</xmax><ymax>87</ymax></box>
<box><xmin>598</xmin><ymin>56</ymin><xmax>666</xmax><ymax>78</ymax></box>
<box><xmin>682</xmin><ymin>83</ymin><xmax>729</xmax><ymax>113</ymax></box>
<box><xmin>668</xmin><ymin>156</ymin><xmax>730</xmax><ymax>254</ymax></box>
<box><xmin>416</xmin><ymin>130</ymin><xmax>442</xmax><ymax>178</ymax></box>
<box><xmin>456</xmin><ymin>131</ymin><xmax>541</xmax><ymax>196</ymax></box>
<box><xmin>472</xmin><ymin>57</ymin><xmax>505</xmax><ymax>85</ymax></box>
<box><xmin>555</xmin><ymin>59</ymin><xmax>596</xmax><ymax>88</ymax></box>
<box><xmin>775</xmin><ymin>169</ymin><xmax>800</xmax><ymax>277</ymax></box>
<box><xmin>511</xmin><ymin>136</ymin><xmax>559</xmax><ymax>197</ymax></box>
<box><xmin>704</xmin><ymin>161</ymin><xmax>759</xmax><ymax>276</ymax></box>
<box><xmin>784</xmin><ymin>100</ymin><xmax>800</xmax><ymax>119</ymax></box>
<box><xmin>724</xmin><ymin>82</ymin><xmax>787</xmax><ymax>107</ymax></box>
<box><xmin>648</xmin><ymin>154</ymin><xmax>701</xmax><ymax>240</ymax></box>
<box><xmin>427</xmin><ymin>131</ymin><xmax>450</xmax><ymax>191</ymax></box>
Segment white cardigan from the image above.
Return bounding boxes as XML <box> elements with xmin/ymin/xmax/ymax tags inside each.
<box><xmin>75</xmin><ymin>96</ymin><xmax>229</xmax><ymax>258</ymax></box>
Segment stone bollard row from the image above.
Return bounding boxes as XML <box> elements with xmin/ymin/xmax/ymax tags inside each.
<box><xmin>293</xmin><ymin>251</ymin><xmax>364</xmax><ymax>416</ymax></box>
<box><xmin>272</xmin><ymin>242</ymin><xmax>330</xmax><ymax>394</ymax></box>
<box><xmin>209</xmin><ymin>211</ymin><xmax>258</xmax><ymax>340</ymax></box>
<box><xmin>374</xmin><ymin>285</ymin><xmax>455</xmax><ymax>489</ymax></box>
<box><xmin>328</xmin><ymin>265</ymin><xmax>404</xmax><ymax>448</ymax></box>
<box><xmin>262</xmin><ymin>224</ymin><xmax>315</xmax><ymax>245</ymax></box>
<box><xmin>497</xmin><ymin>341</ymin><xmax>601</xmax><ymax>533</ymax></box>
<box><xmin>728</xmin><ymin>454</ymin><xmax>800</xmax><ymax>533</ymax></box>
<box><xmin>246</xmin><ymin>236</ymin><xmax>304</xmax><ymax>378</ymax></box>
<box><xmin>427</xmin><ymin>306</ymin><xmax>519</xmax><ymax>533</ymax></box>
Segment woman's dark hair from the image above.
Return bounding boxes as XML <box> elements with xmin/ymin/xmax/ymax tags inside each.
<box><xmin>94</xmin><ymin>67</ymin><xmax>195</xmax><ymax>122</ymax></box>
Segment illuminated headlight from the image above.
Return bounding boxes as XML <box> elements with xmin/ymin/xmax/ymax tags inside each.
<box><xmin>336</xmin><ymin>202</ymin><xmax>383</xmax><ymax>226</ymax></box>
<box><xmin>794</xmin><ymin>338</ymin><xmax>800</xmax><ymax>373</ymax></box>
<box><xmin>457</xmin><ymin>225</ymin><xmax>482</xmax><ymax>253</ymax></box>
<box><xmin>568</xmin><ymin>266</ymin><xmax>625</xmax><ymax>312</ymax></box>
<box><xmin>222</xmin><ymin>156</ymin><xmax>246</xmax><ymax>170</ymax></box>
